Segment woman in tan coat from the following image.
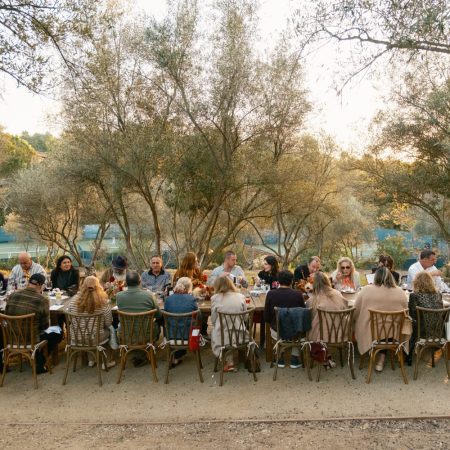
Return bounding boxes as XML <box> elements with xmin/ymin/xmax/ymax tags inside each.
<box><xmin>354</xmin><ymin>267</ymin><xmax>410</xmax><ymax>372</ymax></box>
<box><xmin>306</xmin><ymin>272</ymin><xmax>348</xmax><ymax>368</ymax></box>
<box><xmin>210</xmin><ymin>276</ymin><xmax>247</xmax><ymax>372</ymax></box>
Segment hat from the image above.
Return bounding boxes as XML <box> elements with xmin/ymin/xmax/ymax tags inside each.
<box><xmin>112</xmin><ymin>256</ymin><xmax>128</xmax><ymax>270</ymax></box>
<box><xmin>29</xmin><ymin>273</ymin><xmax>46</xmax><ymax>286</ymax></box>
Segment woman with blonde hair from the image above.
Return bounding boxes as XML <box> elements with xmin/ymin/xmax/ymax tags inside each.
<box><xmin>306</xmin><ymin>272</ymin><xmax>348</xmax><ymax>368</ymax></box>
<box><xmin>164</xmin><ymin>277</ymin><xmax>199</xmax><ymax>368</ymax></box>
<box><xmin>173</xmin><ymin>252</ymin><xmax>203</xmax><ymax>286</ymax></box>
<box><xmin>210</xmin><ymin>276</ymin><xmax>247</xmax><ymax>372</ymax></box>
<box><xmin>67</xmin><ymin>275</ymin><xmax>114</xmax><ymax>368</ymax></box>
<box><xmin>407</xmin><ymin>271</ymin><xmax>443</xmax><ymax>365</ymax></box>
<box><xmin>332</xmin><ymin>257</ymin><xmax>361</xmax><ymax>291</ymax></box>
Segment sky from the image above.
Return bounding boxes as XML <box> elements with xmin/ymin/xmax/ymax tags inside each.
<box><xmin>0</xmin><ymin>0</ymin><xmax>389</xmax><ymax>152</ymax></box>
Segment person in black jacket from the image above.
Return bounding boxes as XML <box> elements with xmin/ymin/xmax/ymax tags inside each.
<box><xmin>293</xmin><ymin>256</ymin><xmax>321</xmax><ymax>285</ymax></box>
<box><xmin>264</xmin><ymin>270</ymin><xmax>306</xmax><ymax>369</ymax></box>
<box><xmin>371</xmin><ymin>254</ymin><xmax>400</xmax><ymax>285</ymax></box>
<box><xmin>50</xmin><ymin>255</ymin><xmax>80</xmax><ymax>296</ymax></box>
<box><xmin>257</xmin><ymin>255</ymin><xmax>280</xmax><ymax>289</ymax></box>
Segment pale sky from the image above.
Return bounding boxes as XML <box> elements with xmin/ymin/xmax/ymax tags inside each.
<box><xmin>0</xmin><ymin>0</ymin><xmax>388</xmax><ymax>151</ymax></box>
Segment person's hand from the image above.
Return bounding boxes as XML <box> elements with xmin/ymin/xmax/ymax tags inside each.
<box><xmin>220</xmin><ymin>272</ymin><xmax>230</xmax><ymax>278</ymax></box>
<box><xmin>430</xmin><ymin>269</ymin><xmax>443</xmax><ymax>277</ymax></box>
<box><xmin>335</xmin><ymin>272</ymin><xmax>343</xmax><ymax>280</ymax></box>
<box><xmin>104</xmin><ymin>282</ymin><xmax>112</xmax><ymax>290</ymax></box>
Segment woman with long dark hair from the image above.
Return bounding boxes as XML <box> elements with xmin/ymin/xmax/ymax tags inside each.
<box><xmin>258</xmin><ymin>255</ymin><xmax>280</xmax><ymax>289</ymax></box>
<box><xmin>50</xmin><ymin>255</ymin><xmax>80</xmax><ymax>295</ymax></box>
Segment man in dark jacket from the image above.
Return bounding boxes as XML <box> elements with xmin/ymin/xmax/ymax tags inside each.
<box><xmin>264</xmin><ymin>270</ymin><xmax>306</xmax><ymax>369</ymax></box>
<box><xmin>293</xmin><ymin>256</ymin><xmax>321</xmax><ymax>285</ymax></box>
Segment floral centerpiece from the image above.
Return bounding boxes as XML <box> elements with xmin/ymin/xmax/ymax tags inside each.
<box><xmin>106</xmin><ymin>275</ymin><xmax>125</xmax><ymax>304</ymax></box>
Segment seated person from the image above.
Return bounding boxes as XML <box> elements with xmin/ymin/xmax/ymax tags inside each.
<box><xmin>331</xmin><ymin>257</ymin><xmax>360</xmax><ymax>291</ymax></box>
<box><xmin>7</xmin><ymin>252</ymin><xmax>46</xmax><ymax>293</ymax></box>
<box><xmin>50</xmin><ymin>255</ymin><xmax>80</xmax><ymax>296</ymax></box>
<box><xmin>211</xmin><ymin>276</ymin><xmax>247</xmax><ymax>372</ymax></box>
<box><xmin>257</xmin><ymin>255</ymin><xmax>280</xmax><ymax>290</ymax></box>
<box><xmin>173</xmin><ymin>252</ymin><xmax>203</xmax><ymax>287</ymax></box>
<box><xmin>0</xmin><ymin>270</ymin><xmax>6</xmax><ymax>291</ymax></box>
<box><xmin>306</xmin><ymin>272</ymin><xmax>348</xmax><ymax>369</ymax></box>
<box><xmin>208</xmin><ymin>250</ymin><xmax>248</xmax><ymax>287</ymax></box>
<box><xmin>67</xmin><ymin>275</ymin><xmax>115</xmax><ymax>369</ymax></box>
<box><xmin>407</xmin><ymin>250</ymin><xmax>443</xmax><ymax>290</ymax></box>
<box><xmin>372</xmin><ymin>254</ymin><xmax>400</xmax><ymax>285</ymax></box>
<box><xmin>116</xmin><ymin>270</ymin><xmax>161</xmax><ymax>367</ymax></box>
<box><xmin>5</xmin><ymin>273</ymin><xmax>62</xmax><ymax>374</ymax></box>
<box><xmin>263</xmin><ymin>270</ymin><xmax>306</xmax><ymax>369</ymax></box>
<box><xmin>354</xmin><ymin>267</ymin><xmax>410</xmax><ymax>372</ymax></box>
<box><xmin>164</xmin><ymin>277</ymin><xmax>199</xmax><ymax>368</ymax></box>
<box><xmin>407</xmin><ymin>271</ymin><xmax>443</xmax><ymax>365</ymax></box>
<box><xmin>293</xmin><ymin>256</ymin><xmax>321</xmax><ymax>285</ymax></box>
<box><xmin>99</xmin><ymin>255</ymin><xmax>128</xmax><ymax>295</ymax></box>
<box><xmin>141</xmin><ymin>255</ymin><xmax>171</xmax><ymax>292</ymax></box>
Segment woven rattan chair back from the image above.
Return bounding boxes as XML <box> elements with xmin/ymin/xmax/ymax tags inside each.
<box><xmin>413</xmin><ymin>306</ymin><xmax>450</xmax><ymax>380</ymax></box>
<box><xmin>366</xmin><ymin>309</ymin><xmax>408</xmax><ymax>384</ymax></box>
<box><xmin>116</xmin><ymin>309</ymin><xmax>158</xmax><ymax>383</ymax></box>
<box><xmin>315</xmin><ymin>307</ymin><xmax>356</xmax><ymax>381</ymax></box>
<box><xmin>214</xmin><ymin>309</ymin><xmax>257</xmax><ymax>386</ymax></box>
<box><xmin>317</xmin><ymin>307</ymin><xmax>354</xmax><ymax>345</ymax></box>
<box><xmin>161</xmin><ymin>310</ymin><xmax>203</xmax><ymax>384</ymax></box>
<box><xmin>272</xmin><ymin>307</ymin><xmax>312</xmax><ymax>382</ymax></box>
<box><xmin>0</xmin><ymin>313</ymin><xmax>49</xmax><ymax>389</ymax></box>
<box><xmin>63</xmin><ymin>311</ymin><xmax>108</xmax><ymax>387</ymax></box>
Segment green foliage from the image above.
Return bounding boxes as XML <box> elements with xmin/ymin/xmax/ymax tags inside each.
<box><xmin>376</xmin><ymin>235</ymin><xmax>410</xmax><ymax>270</ymax></box>
<box><xmin>20</xmin><ymin>132</ymin><xmax>56</xmax><ymax>153</ymax></box>
<box><xmin>0</xmin><ymin>129</ymin><xmax>36</xmax><ymax>178</ymax></box>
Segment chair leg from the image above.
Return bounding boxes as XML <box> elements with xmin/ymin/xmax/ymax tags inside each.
<box><xmin>359</xmin><ymin>352</ymin><xmax>364</xmax><ymax>370</ymax></box>
<box><xmin>413</xmin><ymin>345</ymin><xmax>421</xmax><ymax>380</ymax></box>
<box><xmin>195</xmin><ymin>351</ymin><xmax>204</xmax><ymax>383</ymax></box>
<box><xmin>398</xmin><ymin>349</ymin><xmax>408</xmax><ymax>384</ymax></box>
<box><xmin>116</xmin><ymin>351</ymin><xmax>126</xmax><ymax>384</ymax></box>
<box><xmin>316</xmin><ymin>359</ymin><xmax>322</xmax><ymax>382</ymax></box>
<box><xmin>251</xmin><ymin>351</ymin><xmax>257</xmax><ymax>382</ymax></box>
<box><xmin>0</xmin><ymin>353</ymin><xmax>9</xmax><ymax>387</ymax></box>
<box><xmin>62</xmin><ymin>350</ymin><xmax>72</xmax><ymax>385</ymax></box>
<box><xmin>199</xmin><ymin>352</ymin><xmax>203</xmax><ymax>370</ymax></box>
<box><xmin>304</xmin><ymin>347</ymin><xmax>312</xmax><ymax>381</ymax></box>
<box><xmin>348</xmin><ymin>346</ymin><xmax>356</xmax><ymax>380</ymax></box>
<box><xmin>31</xmin><ymin>356</ymin><xmax>38</xmax><ymax>389</ymax></box>
<box><xmin>149</xmin><ymin>351</ymin><xmax>158</xmax><ymax>383</ymax></box>
<box><xmin>164</xmin><ymin>347</ymin><xmax>171</xmax><ymax>384</ymax></box>
<box><xmin>366</xmin><ymin>350</ymin><xmax>376</xmax><ymax>384</ymax></box>
<box><xmin>339</xmin><ymin>347</ymin><xmax>344</xmax><ymax>367</ymax></box>
<box><xmin>214</xmin><ymin>357</ymin><xmax>219</xmax><ymax>372</ymax></box>
<box><xmin>96</xmin><ymin>351</ymin><xmax>102</xmax><ymax>387</ymax></box>
<box><xmin>219</xmin><ymin>355</ymin><xmax>225</xmax><ymax>387</ymax></box>
<box><xmin>444</xmin><ymin>346</ymin><xmax>450</xmax><ymax>378</ymax></box>
<box><xmin>273</xmin><ymin>348</ymin><xmax>280</xmax><ymax>381</ymax></box>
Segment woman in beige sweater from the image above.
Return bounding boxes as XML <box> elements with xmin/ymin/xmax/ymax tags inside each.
<box><xmin>354</xmin><ymin>267</ymin><xmax>410</xmax><ymax>372</ymax></box>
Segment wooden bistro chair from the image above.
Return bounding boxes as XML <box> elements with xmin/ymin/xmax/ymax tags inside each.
<box><xmin>316</xmin><ymin>306</ymin><xmax>356</xmax><ymax>382</ymax></box>
<box><xmin>62</xmin><ymin>312</ymin><xmax>110</xmax><ymax>387</ymax></box>
<box><xmin>0</xmin><ymin>313</ymin><xmax>51</xmax><ymax>389</ymax></box>
<box><xmin>271</xmin><ymin>307</ymin><xmax>312</xmax><ymax>382</ymax></box>
<box><xmin>366</xmin><ymin>309</ymin><xmax>409</xmax><ymax>384</ymax></box>
<box><xmin>413</xmin><ymin>306</ymin><xmax>450</xmax><ymax>380</ymax></box>
<box><xmin>213</xmin><ymin>308</ymin><xmax>257</xmax><ymax>386</ymax></box>
<box><xmin>161</xmin><ymin>310</ymin><xmax>203</xmax><ymax>384</ymax></box>
<box><xmin>116</xmin><ymin>309</ymin><xmax>158</xmax><ymax>384</ymax></box>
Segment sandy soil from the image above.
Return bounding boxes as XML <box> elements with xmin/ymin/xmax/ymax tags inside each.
<box><xmin>0</xmin><ymin>347</ymin><xmax>448</xmax><ymax>448</ymax></box>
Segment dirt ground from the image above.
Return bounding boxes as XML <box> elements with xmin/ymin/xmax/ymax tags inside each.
<box><xmin>0</xmin><ymin>346</ymin><xmax>449</xmax><ymax>448</ymax></box>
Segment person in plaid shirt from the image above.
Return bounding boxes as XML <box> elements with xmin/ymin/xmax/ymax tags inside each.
<box><xmin>5</xmin><ymin>273</ymin><xmax>61</xmax><ymax>374</ymax></box>
<box><xmin>7</xmin><ymin>252</ymin><xmax>46</xmax><ymax>293</ymax></box>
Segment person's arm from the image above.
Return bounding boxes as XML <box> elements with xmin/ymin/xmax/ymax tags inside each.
<box><xmin>293</xmin><ymin>266</ymin><xmax>301</xmax><ymax>284</ymax></box>
<box><xmin>39</xmin><ymin>297</ymin><xmax>50</xmax><ymax>333</ymax></box>
<box><xmin>50</xmin><ymin>270</ymin><xmax>57</xmax><ymax>289</ymax></box>
<box><xmin>408</xmin><ymin>294</ymin><xmax>417</xmax><ymax>323</ymax></box>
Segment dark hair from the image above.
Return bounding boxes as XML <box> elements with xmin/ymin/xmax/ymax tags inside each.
<box><xmin>420</xmin><ymin>250</ymin><xmax>435</xmax><ymax>260</ymax></box>
<box><xmin>151</xmin><ymin>255</ymin><xmax>163</xmax><ymax>261</ymax></box>
<box><xmin>126</xmin><ymin>270</ymin><xmax>140</xmax><ymax>287</ymax></box>
<box><xmin>378</xmin><ymin>254</ymin><xmax>394</xmax><ymax>270</ymax></box>
<box><xmin>54</xmin><ymin>255</ymin><xmax>72</xmax><ymax>274</ymax></box>
<box><xmin>29</xmin><ymin>273</ymin><xmax>46</xmax><ymax>286</ymax></box>
<box><xmin>224</xmin><ymin>250</ymin><xmax>236</xmax><ymax>259</ymax></box>
<box><xmin>278</xmin><ymin>270</ymin><xmax>294</xmax><ymax>287</ymax></box>
<box><xmin>373</xmin><ymin>267</ymin><xmax>396</xmax><ymax>288</ymax></box>
<box><xmin>264</xmin><ymin>255</ymin><xmax>279</xmax><ymax>276</ymax></box>
<box><xmin>308</xmin><ymin>256</ymin><xmax>321</xmax><ymax>265</ymax></box>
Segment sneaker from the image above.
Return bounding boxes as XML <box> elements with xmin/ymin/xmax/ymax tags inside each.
<box><xmin>277</xmin><ymin>358</ymin><xmax>285</xmax><ymax>368</ymax></box>
<box><xmin>290</xmin><ymin>356</ymin><xmax>301</xmax><ymax>369</ymax></box>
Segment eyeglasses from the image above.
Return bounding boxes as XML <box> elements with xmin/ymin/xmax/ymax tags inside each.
<box><xmin>341</xmin><ymin>266</ymin><xmax>351</xmax><ymax>270</ymax></box>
